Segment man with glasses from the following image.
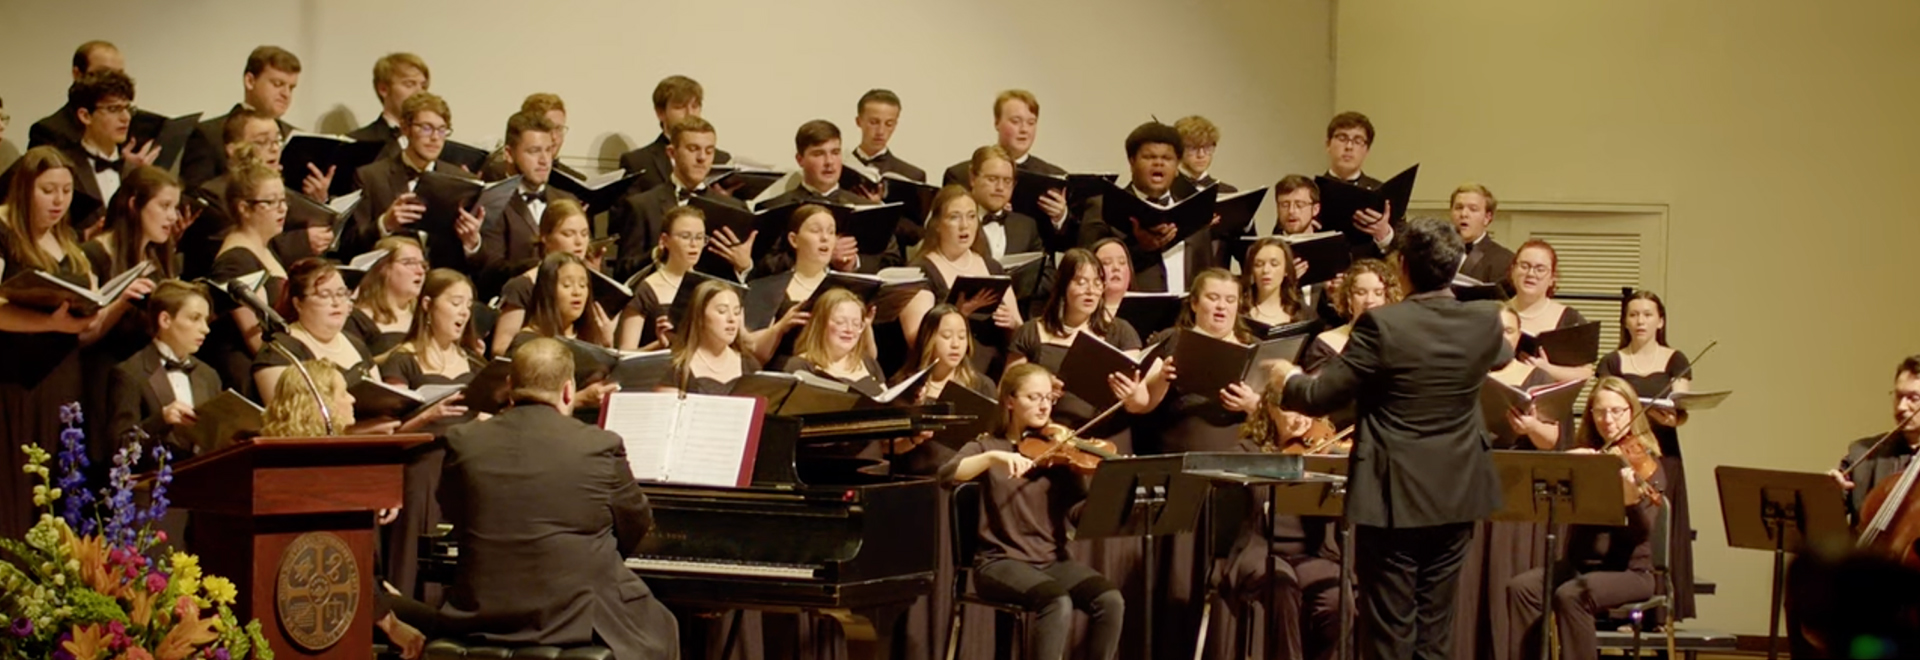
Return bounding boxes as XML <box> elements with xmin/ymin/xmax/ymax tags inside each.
<box><xmin>38</xmin><ymin>69</ymin><xmax>159</xmax><ymax>231</ymax></box>
<box><xmin>341</xmin><ymin>91</ymin><xmax>481</xmax><ymax>271</ymax></box>
<box><xmin>1173</xmin><ymin>115</ymin><xmax>1243</xmax><ymax>269</ymax></box>
<box><xmin>609</xmin><ymin>116</ymin><xmax>747</xmax><ymax>282</ymax></box>
<box><xmin>1324</xmin><ymin>111</ymin><xmax>1399</xmax><ymax>259</ymax></box>
<box><xmin>1831</xmin><ymin>355</ymin><xmax>1920</xmax><ymax>525</ymax></box>
<box><xmin>943</xmin><ymin>90</ymin><xmax>1074</xmax><ymax>251</ymax></box>
<box><xmin>183</xmin><ymin>46</ymin><xmax>301</xmax><ymax>190</ymax></box>
<box><xmin>967</xmin><ymin>145</ymin><xmax>1050</xmax><ymax>312</ymax></box>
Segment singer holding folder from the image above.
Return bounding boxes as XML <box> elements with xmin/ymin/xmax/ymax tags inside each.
<box><xmin>1507</xmin><ymin>239</ymin><xmax>1594</xmax><ymax>383</ymax></box>
<box><xmin>203</xmin><ymin>162</ymin><xmax>289</xmax><ymax>394</ymax></box>
<box><xmin>1264</xmin><ymin>217</ymin><xmax>1508</xmax><ymax>660</ymax></box>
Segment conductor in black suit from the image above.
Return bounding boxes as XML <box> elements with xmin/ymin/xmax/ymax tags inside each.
<box><xmin>1265</xmin><ymin>217</ymin><xmax>1508</xmax><ymax>660</ymax></box>
<box><xmin>438</xmin><ymin>337</ymin><xmax>678</xmax><ymax>659</ymax></box>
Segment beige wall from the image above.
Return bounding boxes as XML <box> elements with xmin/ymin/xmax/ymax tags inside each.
<box><xmin>1336</xmin><ymin>0</ymin><xmax>1920</xmax><ymax>635</ymax></box>
<box><xmin>0</xmin><ymin>0</ymin><xmax>1335</xmax><ymax>233</ymax></box>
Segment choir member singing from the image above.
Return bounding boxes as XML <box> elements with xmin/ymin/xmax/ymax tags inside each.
<box><xmin>741</xmin><ymin>205</ymin><xmax>841</xmax><ymax>364</ymax></box>
<box><xmin>481</xmin><ymin>93</ymin><xmax>585</xmax><ymax>182</ymax></box>
<box><xmin>1321</xmin><ymin>112</ymin><xmax>1397</xmax><ymax>258</ymax></box>
<box><xmin>620</xmin><ymin>75</ymin><xmax>732</xmax><ymax>196</ymax></box>
<box><xmin>489</xmin><ymin>199</ymin><xmax>602</xmax><ymax>355</ymax></box>
<box><xmin>181</xmin><ymin>46</ymin><xmax>300</xmax><ymax>190</ymax></box>
<box><xmin>781</xmin><ymin>287</ymin><xmax>886</xmax><ymax>397</ymax></box>
<box><xmin>1091</xmin><ymin>238</ymin><xmax>1134</xmax><ymax>320</ymax></box>
<box><xmin>761</xmin><ymin>120</ymin><xmax>899</xmax><ymax>273</ymax></box>
<box><xmin>475</xmin><ymin>110</ymin><xmax>579</xmax><ymax>276</ymax></box>
<box><xmin>1240</xmin><ymin>236</ymin><xmax>1309</xmax><ymax>331</ymax></box>
<box><xmin>1505</xmin><ymin>377</ymin><xmax>1667</xmax><ymax>660</ymax></box>
<box><xmin>1140</xmin><ymin>268</ymin><xmax>1263</xmax><ymax>454</ymax></box>
<box><xmin>608</xmin><ymin>117</ymin><xmax>750</xmax><ymax>282</ymax></box>
<box><xmin>348</xmin><ymin>236</ymin><xmax>427</xmax><ymax>355</ymax></box>
<box><xmin>1600</xmin><ymin>290</ymin><xmax>1699</xmax><ymax>617</ymax></box>
<box><xmin>202</xmin><ymin>162</ymin><xmax>289</xmax><ymax>394</ymax></box>
<box><xmin>1451</xmin><ymin>183</ymin><xmax>1515</xmax><ymax>285</ymax></box>
<box><xmin>1077</xmin><ymin>122</ymin><xmax>1212</xmax><ymax>294</ymax></box>
<box><xmin>1301</xmin><ymin>259</ymin><xmax>1402</xmax><ymax>373</ymax></box>
<box><xmin>665</xmin><ymin>279</ymin><xmax>759</xmax><ymax>395</ymax></box>
<box><xmin>616</xmin><ymin>206</ymin><xmax>709</xmax><ymax>351</ymax></box>
<box><xmin>898</xmin><ymin>184</ymin><xmax>1022</xmax><ymax>364</ymax></box>
<box><xmin>340</xmin><ymin>91</ymin><xmax>482</xmax><ymax>271</ymax></box>
<box><xmin>940</xmin><ymin>362</ymin><xmax>1126</xmax><ymax>660</ymax></box>
<box><xmin>1007</xmin><ymin>248</ymin><xmax>1154</xmax><ymax>445</ymax></box>
<box><xmin>1508</xmin><ymin>238</ymin><xmax>1596</xmax><ymax>382</ymax></box>
<box><xmin>252</xmin><ymin>259</ymin><xmax>376</xmax><ymax>410</ymax></box>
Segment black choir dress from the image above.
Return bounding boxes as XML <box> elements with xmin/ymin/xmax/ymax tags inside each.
<box><xmin>916</xmin><ymin>258</ymin><xmax>1013</xmax><ymax>378</ymax></box>
<box><xmin>744</xmin><ymin>272</ymin><xmax>804</xmax><ymax>368</ymax></box>
<box><xmin>621</xmin><ymin>273</ymin><xmax>673</xmax><ymax>350</ymax></box>
<box><xmin>680</xmin><ymin>352</ymin><xmax>761</xmax><ymax>395</ymax></box>
<box><xmin>251</xmin><ymin>331</ymin><xmax>376</xmax><ymax>391</ymax></box>
<box><xmin>1599</xmin><ymin>349</ymin><xmax>1696</xmax><ymax>618</ymax></box>
<box><xmin>0</xmin><ymin>250</ymin><xmax>88</xmax><ymax>540</ymax></box>
<box><xmin>203</xmin><ymin>247</ymin><xmax>286</xmax><ymax>397</ymax></box>
<box><xmin>376</xmin><ymin>349</ymin><xmax>485</xmax><ymax>603</ymax></box>
<box><xmin>345</xmin><ymin>308</ymin><xmax>410</xmax><ymax>357</ymax></box>
<box><xmin>79</xmin><ymin>242</ymin><xmax>161</xmax><ymax>466</ymax></box>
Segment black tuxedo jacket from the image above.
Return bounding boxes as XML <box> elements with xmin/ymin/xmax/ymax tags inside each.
<box><xmin>1074</xmin><ymin>186</ymin><xmax>1214</xmax><ymax>293</ymax></box>
<box><xmin>854</xmin><ymin>149</ymin><xmax>927</xmax><ymax>183</ymax></box>
<box><xmin>1458</xmin><ymin>236</ymin><xmax>1516</xmax><ymax>285</ymax></box>
<box><xmin>28</xmin><ymin>103</ymin><xmax>84</xmax><ymax>151</ymax></box>
<box><xmin>981</xmin><ymin>209</ymin><xmax>1052</xmax><ymax>312</ymax></box>
<box><xmin>345</xmin><ymin>117</ymin><xmax>404</xmax><ymax>161</ymax></box>
<box><xmin>342</xmin><ymin>153</ymin><xmax>478</xmax><ymax>271</ymax></box>
<box><xmin>181</xmin><ymin>104</ymin><xmax>295</xmax><ymax>190</ymax></box>
<box><xmin>761</xmin><ymin>186</ymin><xmax>900</xmax><ymax>274</ymax></box>
<box><xmin>473</xmin><ymin>184</ymin><xmax>580</xmax><ymax>275</ymax></box>
<box><xmin>1280</xmin><ymin>291</ymin><xmax>1510</xmax><ymax>528</ymax></box>
<box><xmin>608</xmin><ymin>184</ymin><xmax>748</xmax><ymax>282</ymax></box>
<box><xmin>438</xmin><ymin>404</ymin><xmax>676</xmax><ymax>658</ymax></box>
<box><xmin>108</xmin><ymin>343</ymin><xmax>224</xmax><ymax>459</ymax></box>
<box><xmin>54</xmin><ymin>143</ymin><xmax>123</xmax><ymax>230</ymax></box>
<box><xmin>618</xmin><ymin>133</ymin><xmax>733</xmax><ymax>197</ymax></box>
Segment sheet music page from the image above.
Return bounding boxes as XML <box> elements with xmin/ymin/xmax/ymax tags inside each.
<box><xmin>601</xmin><ymin>392</ymin><xmax>684</xmax><ymax>481</ymax></box>
<box><xmin>664</xmin><ymin>394</ymin><xmax>761</xmax><ymax>487</ymax></box>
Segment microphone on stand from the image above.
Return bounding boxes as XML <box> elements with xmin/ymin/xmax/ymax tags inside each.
<box><xmin>226</xmin><ymin>280</ymin><xmax>334</xmax><ymax>435</ymax></box>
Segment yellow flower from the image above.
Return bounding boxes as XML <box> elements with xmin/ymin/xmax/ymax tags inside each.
<box><xmin>64</xmin><ymin>623</ymin><xmax>108</xmax><ymax>660</ymax></box>
<box><xmin>201</xmin><ymin>576</ymin><xmax>237</xmax><ymax>607</ymax></box>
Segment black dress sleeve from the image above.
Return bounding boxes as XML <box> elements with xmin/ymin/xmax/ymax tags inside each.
<box><xmin>1300</xmin><ymin>336</ymin><xmax>1339</xmax><ymax>374</ymax></box>
<box><xmin>343</xmin><ymin>309</ymin><xmax>380</xmax><ymax>351</ymax></box>
<box><xmin>500</xmin><ymin>275</ymin><xmax>535</xmax><ymax>311</ymax></box>
<box><xmin>1009</xmin><ymin>321</ymin><xmax>1043</xmax><ymax>361</ymax></box>
<box><xmin>1597</xmin><ymin>351</ymin><xmax>1622</xmax><ymax>379</ymax></box>
<box><xmin>1666</xmin><ymin>350</ymin><xmax>1692</xmax><ymax>380</ymax></box>
<box><xmin>251</xmin><ymin>337</ymin><xmax>315</xmax><ymax>373</ymax></box>
<box><xmin>380</xmin><ymin>351</ymin><xmax>421</xmax><ymax>386</ymax></box>
<box><xmin>208</xmin><ymin>248</ymin><xmax>267</xmax><ymax>280</ymax></box>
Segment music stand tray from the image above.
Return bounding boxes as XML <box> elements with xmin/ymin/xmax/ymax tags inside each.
<box><xmin>1489</xmin><ymin>450</ymin><xmax>1628</xmax><ymax>526</ymax></box>
<box><xmin>1713</xmin><ymin>466</ymin><xmax>1850</xmax><ymax>660</ymax></box>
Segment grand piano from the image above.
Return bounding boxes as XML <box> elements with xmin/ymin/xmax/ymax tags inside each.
<box><xmin>424</xmin><ymin>405</ymin><xmax>960</xmax><ymax>659</ymax></box>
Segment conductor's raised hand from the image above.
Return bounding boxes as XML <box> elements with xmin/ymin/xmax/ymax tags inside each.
<box><xmin>1262</xmin><ymin>359</ymin><xmax>1299</xmax><ymax>392</ymax></box>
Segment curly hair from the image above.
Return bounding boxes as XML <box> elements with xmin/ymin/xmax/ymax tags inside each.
<box><xmin>262</xmin><ymin>360</ymin><xmax>349</xmax><ymax>437</ymax></box>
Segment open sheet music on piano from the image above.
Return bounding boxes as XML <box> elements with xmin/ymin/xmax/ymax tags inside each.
<box><xmin>599</xmin><ymin>392</ymin><xmax>767</xmax><ymax>487</ymax></box>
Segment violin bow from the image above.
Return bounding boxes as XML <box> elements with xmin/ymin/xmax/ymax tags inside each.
<box><xmin>1622</xmin><ymin>339</ymin><xmax>1718</xmax><ymax>433</ymax></box>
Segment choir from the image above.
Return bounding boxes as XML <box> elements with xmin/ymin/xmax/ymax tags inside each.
<box><xmin>0</xmin><ymin>39</ymin><xmax>1754</xmax><ymax>660</ymax></box>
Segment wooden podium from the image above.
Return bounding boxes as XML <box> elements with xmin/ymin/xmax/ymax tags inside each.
<box><xmin>170</xmin><ymin>435</ymin><xmax>432</xmax><ymax>660</ymax></box>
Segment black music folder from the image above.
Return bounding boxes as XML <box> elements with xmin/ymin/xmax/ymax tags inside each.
<box><xmin>550</xmin><ymin>169</ymin><xmax>640</xmax><ymax>213</ymax></box>
<box><xmin>1212</xmin><ymin>187</ymin><xmax>1269</xmax><ymax>239</ymax></box>
<box><xmin>1452</xmin><ymin>273</ymin><xmax>1508</xmax><ymax>302</ymax></box>
<box><xmin>1516</xmin><ymin>321</ymin><xmax>1602</xmax><ymax>366</ymax></box>
<box><xmin>945</xmin><ymin>275</ymin><xmax>1012</xmax><ymax>307</ymax></box>
<box><xmin>438</xmin><ymin>140</ymin><xmax>491</xmax><ymax>174</ymax></box>
<box><xmin>1100</xmin><ymin>183</ymin><xmax>1220</xmax><ymax>250</ymax></box>
<box><xmin>932</xmin><ymin>383</ymin><xmax>998</xmax><ymax>449</ymax></box>
<box><xmin>589</xmin><ymin>268</ymin><xmax>636</xmax><ymax>315</ymax></box>
<box><xmin>279</xmin><ymin>132</ymin><xmax>387</xmax><ymax>197</ymax></box>
<box><xmin>127</xmin><ymin>110</ymin><xmax>203</xmax><ymax>172</ymax></box>
<box><xmin>1171</xmin><ymin>329</ymin><xmax>1314</xmax><ymax>396</ymax></box>
<box><xmin>829</xmin><ymin>202</ymin><xmax>905</xmax><ymax>256</ymax></box>
<box><xmin>689</xmin><ymin>196</ymin><xmax>758</xmax><ymax>244</ymax></box>
<box><xmin>1010</xmin><ymin>171</ymin><xmax>1116</xmax><ymax>222</ymax></box>
<box><xmin>1059</xmin><ymin>332</ymin><xmax>1159</xmax><ymax>412</ymax></box>
<box><xmin>1278</xmin><ymin>231</ymin><xmax>1351</xmax><ymax>286</ymax></box>
<box><xmin>1479</xmin><ymin>375</ymin><xmax>1588</xmax><ymax>435</ymax></box>
<box><xmin>1114</xmin><ymin>292</ymin><xmax>1183</xmax><ymax>337</ymax></box>
<box><xmin>796</xmin><ymin>268</ymin><xmax>928</xmax><ymax>322</ymax></box>
<box><xmin>665</xmin><ymin>269</ymin><xmax>750</xmax><ymax>328</ymax></box>
<box><xmin>1314</xmin><ymin>164</ymin><xmax>1417</xmax><ymax>241</ymax></box>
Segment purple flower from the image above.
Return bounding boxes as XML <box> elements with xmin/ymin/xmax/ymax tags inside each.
<box><xmin>208</xmin><ymin>648</ymin><xmax>231</xmax><ymax>660</ymax></box>
<box><xmin>56</xmin><ymin>425</ymin><xmax>94</xmax><ymax>531</ymax></box>
<box><xmin>8</xmin><ymin>617</ymin><xmax>30</xmax><ymax>637</ymax></box>
<box><xmin>103</xmin><ymin>443</ymin><xmax>141</xmax><ymax>548</ymax></box>
<box><xmin>52</xmin><ymin>632</ymin><xmax>74</xmax><ymax>660</ymax></box>
<box><xmin>141</xmin><ymin>445</ymin><xmax>173</xmax><ymax>527</ymax></box>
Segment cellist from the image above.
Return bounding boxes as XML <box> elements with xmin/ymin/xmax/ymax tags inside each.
<box><xmin>1829</xmin><ymin>355</ymin><xmax>1920</xmax><ymax>523</ymax></box>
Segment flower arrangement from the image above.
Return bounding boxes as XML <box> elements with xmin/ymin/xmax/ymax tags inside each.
<box><xmin>1</xmin><ymin>404</ymin><xmax>273</xmax><ymax>660</ymax></box>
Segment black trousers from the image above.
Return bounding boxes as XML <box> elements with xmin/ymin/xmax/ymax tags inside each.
<box><xmin>974</xmin><ymin>558</ymin><xmax>1124</xmax><ymax>660</ymax></box>
<box><xmin>1354</xmin><ymin>523</ymin><xmax>1474</xmax><ymax>660</ymax></box>
<box><xmin>1506</xmin><ymin>565</ymin><xmax>1654</xmax><ymax>660</ymax></box>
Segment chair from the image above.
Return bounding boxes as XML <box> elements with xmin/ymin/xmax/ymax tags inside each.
<box><xmin>1608</xmin><ymin>497</ymin><xmax>1677</xmax><ymax>659</ymax></box>
<box><xmin>422</xmin><ymin>639</ymin><xmax>613</xmax><ymax>660</ymax></box>
<box><xmin>945</xmin><ymin>481</ymin><xmax>1041</xmax><ymax>660</ymax></box>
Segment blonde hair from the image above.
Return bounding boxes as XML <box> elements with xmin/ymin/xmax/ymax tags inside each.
<box><xmin>793</xmin><ymin>288</ymin><xmax>877</xmax><ymax>372</ymax></box>
<box><xmin>915</xmin><ymin>185</ymin><xmax>989</xmax><ymax>259</ymax></box>
<box><xmin>1575</xmin><ymin>376</ymin><xmax>1662</xmax><ymax>457</ymax></box>
<box><xmin>2</xmin><ymin>147</ymin><xmax>92</xmax><ymax>280</ymax></box>
<box><xmin>996</xmin><ymin>362</ymin><xmax>1053</xmax><ymax>442</ymax></box>
<box><xmin>262</xmin><ymin>360</ymin><xmax>349</xmax><ymax>437</ymax></box>
<box><xmin>372</xmin><ymin>52</ymin><xmax>429</xmax><ymax>91</ymax></box>
<box><xmin>1451</xmin><ymin>182</ymin><xmax>1498</xmax><ymax>213</ymax></box>
<box><xmin>993</xmin><ymin>90</ymin><xmax>1039</xmax><ymax>120</ymax></box>
<box><xmin>353</xmin><ymin>235</ymin><xmax>422</xmax><ymax>325</ymax></box>
<box><xmin>1173</xmin><ymin>115</ymin><xmax>1220</xmax><ymax>147</ymax></box>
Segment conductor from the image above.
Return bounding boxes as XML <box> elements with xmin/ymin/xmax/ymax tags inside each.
<box><xmin>1264</xmin><ymin>217</ymin><xmax>1509</xmax><ymax>660</ymax></box>
<box><xmin>437</xmin><ymin>337</ymin><xmax>679</xmax><ymax>658</ymax></box>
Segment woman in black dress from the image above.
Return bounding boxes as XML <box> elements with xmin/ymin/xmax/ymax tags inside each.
<box><xmin>1139</xmin><ymin>269</ymin><xmax>1263</xmax><ymax>454</ymax></box>
<box><xmin>1597</xmin><ymin>289</ymin><xmax>1697</xmax><ymax>619</ymax></box>
<box><xmin>490</xmin><ymin>199</ymin><xmax>603</xmax><ymax>355</ymax></box>
<box><xmin>80</xmin><ymin>165</ymin><xmax>183</xmax><ymax>454</ymax></box>
<box><xmin>204</xmin><ymin>162</ymin><xmax>290</xmax><ymax>396</ymax></box>
<box><xmin>1240</xmin><ymin>236</ymin><xmax>1308</xmax><ymax>333</ymax></box>
<box><xmin>617</xmin><ymin>205</ymin><xmax>707</xmax><ymax>351</ymax></box>
<box><xmin>1091</xmin><ymin>237</ymin><xmax>1133</xmax><ymax>321</ymax></box>
<box><xmin>742</xmin><ymin>205</ymin><xmax>841</xmax><ymax>367</ymax></box>
<box><xmin>348</xmin><ymin>235</ymin><xmax>427</xmax><ymax>356</ymax></box>
<box><xmin>1006</xmin><ymin>248</ymin><xmax>1152</xmax><ymax>441</ymax></box>
<box><xmin>781</xmin><ymin>287</ymin><xmax>886</xmax><ymax>397</ymax></box>
<box><xmin>0</xmin><ymin>147</ymin><xmax>146</xmax><ymax>540</ymax></box>
<box><xmin>666</xmin><ymin>279</ymin><xmax>760</xmax><ymax>395</ymax></box>
<box><xmin>376</xmin><ymin>268</ymin><xmax>484</xmax><ymax>603</ymax></box>
<box><xmin>252</xmin><ymin>259</ymin><xmax>401</xmax><ymax>434</ymax></box>
<box><xmin>1508</xmin><ymin>238</ymin><xmax>1593</xmax><ymax>382</ymax></box>
<box><xmin>898</xmin><ymin>185</ymin><xmax>1022</xmax><ymax>368</ymax></box>
<box><xmin>506</xmin><ymin>252</ymin><xmax>621</xmax><ymax>411</ymax></box>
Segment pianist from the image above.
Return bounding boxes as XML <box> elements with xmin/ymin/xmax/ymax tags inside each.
<box><xmin>437</xmin><ymin>337</ymin><xmax>679</xmax><ymax>658</ymax></box>
<box><xmin>940</xmin><ymin>363</ymin><xmax>1124</xmax><ymax>660</ymax></box>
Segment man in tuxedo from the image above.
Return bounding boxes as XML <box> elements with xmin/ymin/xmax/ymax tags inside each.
<box><xmin>943</xmin><ymin>90</ymin><xmax>1073</xmax><ymax>249</ymax></box>
<box><xmin>1323</xmin><ymin>111</ymin><xmax>1398</xmax><ymax>259</ymax></box>
<box><xmin>181</xmin><ymin>46</ymin><xmax>301</xmax><ymax>190</ymax></box>
<box><xmin>609</xmin><ymin>116</ymin><xmax>748</xmax><ymax>282</ymax></box>
<box><xmin>345</xmin><ymin>52</ymin><xmax>431</xmax><ymax>159</ymax></box>
<box><xmin>483</xmin><ymin>94</ymin><xmax>586</xmax><ymax>182</ymax></box>
<box><xmin>340</xmin><ymin>91</ymin><xmax>482</xmax><ymax>270</ymax></box>
<box><xmin>761</xmin><ymin>120</ymin><xmax>898</xmax><ymax>274</ymax></box>
<box><xmin>437</xmin><ymin>337</ymin><xmax>678</xmax><ymax>659</ymax></box>
<box><xmin>967</xmin><ymin>145</ymin><xmax>1051</xmax><ymax>311</ymax></box>
<box><xmin>108</xmin><ymin>281</ymin><xmax>221</xmax><ymax>458</ymax></box>
<box><xmin>47</xmin><ymin>70</ymin><xmax>159</xmax><ymax>232</ymax></box>
<box><xmin>1270</xmin><ymin>175</ymin><xmax>1346</xmax><ymax>327</ymax></box>
<box><xmin>474</xmin><ymin>110</ymin><xmax>578</xmax><ymax>281</ymax></box>
<box><xmin>619</xmin><ymin>75</ymin><xmax>733</xmax><ymax>196</ymax></box>
<box><xmin>1451</xmin><ymin>183</ymin><xmax>1515</xmax><ymax>285</ymax></box>
<box><xmin>28</xmin><ymin>40</ymin><xmax>124</xmax><ymax>151</ymax></box>
<box><xmin>180</xmin><ymin>109</ymin><xmax>286</xmax><ymax>278</ymax></box>
<box><xmin>1173</xmin><ymin>115</ymin><xmax>1246</xmax><ymax>269</ymax></box>
<box><xmin>851</xmin><ymin>89</ymin><xmax>925</xmax><ymax>182</ymax></box>
<box><xmin>1075</xmin><ymin>122</ymin><xmax>1212</xmax><ymax>294</ymax></box>
<box><xmin>1266</xmin><ymin>217</ymin><xmax>1508</xmax><ymax>660</ymax></box>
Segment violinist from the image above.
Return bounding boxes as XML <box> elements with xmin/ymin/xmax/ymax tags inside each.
<box><xmin>939</xmin><ymin>362</ymin><xmax>1125</xmax><ymax>660</ymax></box>
<box><xmin>1506</xmin><ymin>377</ymin><xmax>1666</xmax><ymax>660</ymax></box>
<box><xmin>1830</xmin><ymin>355</ymin><xmax>1920</xmax><ymax>523</ymax></box>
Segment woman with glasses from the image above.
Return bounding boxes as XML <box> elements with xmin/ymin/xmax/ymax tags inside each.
<box><xmin>1508</xmin><ymin>238</ymin><xmax>1594</xmax><ymax>382</ymax></box>
<box><xmin>898</xmin><ymin>184</ymin><xmax>1022</xmax><ymax>373</ymax></box>
<box><xmin>252</xmin><ymin>259</ymin><xmax>408</xmax><ymax>434</ymax></box>
<box><xmin>616</xmin><ymin>206</ymin><xmax>708</xmax><ymax>351</ymax></box>
<box><xmin>203</xmin><ymin>162</ymin><xmax>291</xmax><ymax>395</ymax></box>
<box><xmin>1505</xmin><ymin>377</ymin><xmax>1666</xmax><ymax>660</ymax></box>
<box><xmin>781</xmin><ymin>287</ymin><xmax>886</xmax><ymax>397</ymax></box>
<box><xmin>742</xmin><ymin>205</ymin><xmax>843</xmax><ymax>366</ymax></box>
<box><xmin>349</xmin><ymin>235</ymin><xmax>428</xmax><ymax>355</ymax></box>
<box><xmin>489</xmin><ymin>199</ymin><xmax>601</xmax><ymax>355</ymax></box>
<box><xmin>1596</xmin><ymin>290</ymin><xmax>1698</xmax><ymax>619</ymax></box>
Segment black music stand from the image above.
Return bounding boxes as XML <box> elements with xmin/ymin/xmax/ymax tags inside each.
<box><xmin>1076</xmin><ymin>456</ymin><xmax>1211</xmax><ymax>656</ymax></box>
<box><xmin>1713</xmin><ymin>466</ymin><xmax>1849</xmax><ymax>660</ymax></box>
<box><xmin>1489</xmin><ymin>450</ymin><xmax>1628</xmax><ymax>660</ymax></box>
<box><xmin>1184</xmin><ymin>453</ymin><xmax>1353</xmax><ymax>660</ymax></box>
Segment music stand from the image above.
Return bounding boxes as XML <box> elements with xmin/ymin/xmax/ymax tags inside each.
<box><xmin>1713</xmin><ymin>466</ymin><xmax>1849</xmax><ymax>660</ymax></box>
<box><xmin>1076</xmin><ymin>456</ymin><xmax>1212</xmax><ymax>656</ymax></box>
<box><xmin>1489</xmin><ymin>450</ymin><xmax>1628</xmax><ymax>660</ymax></box>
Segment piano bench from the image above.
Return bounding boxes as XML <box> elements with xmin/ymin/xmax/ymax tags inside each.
<box><xmin>423</xmin><ymin>639</ymin><xmax>613</xmax><ymax>660</ymax></box>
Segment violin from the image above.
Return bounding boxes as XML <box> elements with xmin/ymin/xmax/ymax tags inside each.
<box><xmin>1605</xmin><ymin>436</ymin><xmax>1664</xmax><ymax>506</ymax></box>
<box><xmin>1018</xmin><ymin>423</ymin><xmax>1121</xmax><ymax>476</ymax></box>
<box><xmin>1277</xmin><ymin>417</ymin><xmax>1353</xmax><ymax>455</ymax></box>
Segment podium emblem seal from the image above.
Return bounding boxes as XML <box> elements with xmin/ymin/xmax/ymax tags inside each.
<box><xmin>276</xmin><ymin>531</ymin><xmax>359</xmax><ymax>650</ymax></box>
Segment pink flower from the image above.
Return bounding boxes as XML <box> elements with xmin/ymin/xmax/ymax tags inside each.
<box><xmin>144</xmin><ymin>572</ymin><xmax>167</xmax><ymax>594</ymax></box>
<box><xmin>106</xmin><ymin>621</ymin><xmax>130</xmax><ymax>651</ymax></box>
<box><xmin>154</xmin><ymin>531</ymin><xmax>168</xmax><ymax>544</ymax></box>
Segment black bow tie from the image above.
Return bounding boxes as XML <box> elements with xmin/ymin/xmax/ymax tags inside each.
<box><xmin>983</xmin><ymin>210</ymin><xmax>1009</xmax><ymax>225</ymax></box>
<box><xmin>402</xmin><ymin>167</ymin><xmax>423</xmax><ymax>183</ymax></box>
<box><xmin>89</xmin><ymin>153</ymin><xmax>119</xmax><ymax>173</ymax></box>
<box><xmin>676</xmin><ymin>187</ymin><xmax>702</xmax><ymax>203</ymax></box>
<box><xmin>162</xmin><ymin>357</ymin><xmax>195</xmax><ymax>373</ymax></box>
<box><xmin>1151</xmin><ymin>194</ymin><xmax>1174</xmax><ymax>206</ymax></box>
<box><xmin>1194</xmin><ymin>175</ymin><xmax>1216</xmax><ymax>189</ymax></box>
<box><xmin>519</xmin><ymin>190</ymin><xmax>547</xmax><ymax>205</ymax></box>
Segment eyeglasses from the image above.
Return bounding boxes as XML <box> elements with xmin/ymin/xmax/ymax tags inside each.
<box><xmin>308</xmin><ymin>288</ymin><xmax>353</xmax><ymax>303</ymax></box>
<box><xmin>410</xmin><ymin>124</ymin><xmax>453</xmax><ymax>139</ymax></box>
<box><xmin>1514</xmin><ymin>263</ymin><xmax>1552</xmax><ymax>276</ymax></box>
<box><xmin>1015</xmin><ymin>391</ymin><xmax>1059</xmax><ymax>405</ymax></box>
<box><xmin>977</xmin><ymin>175</ymin><xmax>1014</xmax><ymax>188</ymax></box>
<box><xmin>549</xmin><ymin>125</ymin><xmax>570</xmax><ymax>138</ymax></box>
<box><xmin>244</xmin><ymin>198</ymin><xmax>289</xmax><ymax>209</ymax></box>
<box><xmin>1186</xmin><ymin>144</ymin><xmax>1216</xmax><ymax>156</ymax></box>
<box><xmin>669</xmin><ymin>231</ymin><xmax>708</xmax><ymax>244</ymax></box>
<box><xmin>390</xmin><ymin>257</ymin><xmax>428</xmax><ymax>269</ymax></box>
<box><xmin>94</xmin><ymin>103</ymin><xmax>136</xmax><ymax>117</ymax></box>
<box><xmin>249</xmin><ymin>136</ymin><xmax>283</xmax><ymax>151</ymax></box>
<box><xmin>1595</xmin><ymin>406</ymin><xmax>1634</xmax><ymax>420</ymax></box>
<box><xmin>1330</xmin><ymin>134</ymin><xmax>1370</xmax><ymax>147</ymax></box>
